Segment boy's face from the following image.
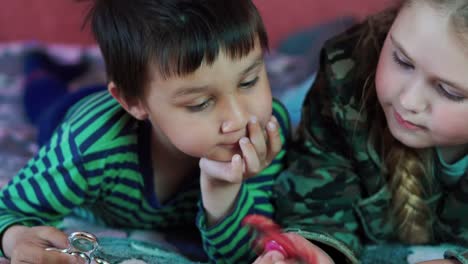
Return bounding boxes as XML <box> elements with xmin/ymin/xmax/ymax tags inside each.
<box><xmin>140</xmin><ymin>42</ymin><xmax>272</xmax><ymax>162</ymax></box>
<box><xmin>375</xmin><ymin>2</ymin><xmax>468</xmax><ymax>149</ymax></box>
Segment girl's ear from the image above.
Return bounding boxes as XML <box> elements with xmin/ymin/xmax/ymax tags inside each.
<box><xmin>108</xmin><ymin>82</ymin><xmax>149</xmax><ymax>120</ymax></box>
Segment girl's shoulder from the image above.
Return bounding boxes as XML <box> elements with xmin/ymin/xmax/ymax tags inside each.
<box><xmin>320</xmin><ymin>23</ymin><xmax>370</xmax><ymax>90</ymax></box>
<box><xmin>297</xmin><ymin>24</ymin><xmax>377</xmax><ymax>155</ymax></box>
<box><xmin>306</xmin><ymin>24</ymin><xmax>371</xmax><ymax>123</ymax></box>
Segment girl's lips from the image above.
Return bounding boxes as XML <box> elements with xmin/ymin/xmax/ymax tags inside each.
<box><xmin>394</xmin><ymin>110</ymin><xmax>422</xmax><ymax>131</ymax></box>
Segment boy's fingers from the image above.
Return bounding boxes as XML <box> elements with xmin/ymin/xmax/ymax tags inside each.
<box><xmin>12</xmin><ymin>244</ymin><xmax>84</xmax><ymax>264</ymax></box>
<box><xmin>264</xmin><ymin>250</ymin><xmax>287</xmax><ymax>262</ymax></box>
<box><xmin>44</xmin><ymin>251</ymin><xmax>87</xmax><ymax>264</ymax></box>
<box><xmin>248</xmin><ymin>116</ymin><xmax>267</xmax><ymax>161</ymax></box>
<box><xmin>199</xmin><ymin>156</ymin><xmax>243</xmax><ymax>183</ymax></box>
<box><xmin>35</xmin><ymin>226</ymin><xmax>69</xmax><ymax>249</ymax></box>
<box><xmin>239</xmin><ymin>137</ymin><xmax>261</xmax><ymax>175</ymax></box>
<box><xmin>252</xmin><ymin>250</ymin><xmax>286</xmax><ymax>264</ymax></box>
<box><xmin>266</xmin><ymin>116</ymin><xmax>282</xmax><ymax>162</ymax></box>
<box><xmin>231</xmin><ymin>154</ymin><xmax>244</xmax><ymax>182</ymax></box>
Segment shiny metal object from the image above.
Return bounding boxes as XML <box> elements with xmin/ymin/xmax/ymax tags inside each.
<box><xmin>45</xmin><ymin>231</ymin><xmax>109</xmax><ymax>264</ymax></box>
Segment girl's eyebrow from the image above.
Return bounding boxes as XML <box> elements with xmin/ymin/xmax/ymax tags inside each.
<box><xmin>390</xmin><ymin>34</ymin><xmax>413</xmax><ymax>61</ymax></box>
<box><xmin>391</xmin><ymin>34</ymin><xmax>468</xmax><ymax>93</ymax></box>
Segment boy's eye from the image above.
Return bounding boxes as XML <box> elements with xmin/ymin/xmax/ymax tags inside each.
<box><xmin>240</xmin><ymin>76</ymin><xmax>259</xmax><ymax>89</ymax></box>
<box><xmin>436</xmin><ymin>84</ymin><xmax>465</xmax><ymax>102</ymax></box>
<box><xmin>392</xmin><ymin>51</ymin><xmax>413</xmax><ymax>70</ymax></box>
<box><xmin>186</xmin><ymin>99</ymin><xmax>212</xmax><ymax>112</ymax></box>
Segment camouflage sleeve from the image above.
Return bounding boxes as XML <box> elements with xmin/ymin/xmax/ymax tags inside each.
<box><xmin>445</xmin><ymin>249</ymin><xmax>468</xmax><ymax>264</ymax></box>
<box><xmin>274</xmin><ymin>42</ymin><xmax>363</xmax><ymax>263</ymax></box>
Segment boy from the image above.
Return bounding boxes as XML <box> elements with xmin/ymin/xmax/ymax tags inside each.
<box><xmin>0</xmin><ymin>0</ymin><xmax>290</xmax><ymax>263</ymax></box>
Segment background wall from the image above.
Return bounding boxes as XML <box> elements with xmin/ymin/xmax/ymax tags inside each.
<box><xmin>0</xmin><ymin>0</ymin><xmax>393</xmax><ymax>48</ymax></box>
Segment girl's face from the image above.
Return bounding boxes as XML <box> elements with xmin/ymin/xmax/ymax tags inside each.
<box><xmin>375</xmin><ymin>2</ymin><xmax>468</xmax><ymax>149</ymax></box>
<box><xmin>136</xmin><ymin>41</ymin><xmax>272</xmax><ymax>162</ymax></box>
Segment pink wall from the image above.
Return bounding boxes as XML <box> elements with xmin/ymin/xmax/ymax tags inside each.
<box><xmin>0</xmin><ymin>0</ymin><xmax>393</xmax><ymax>48</ymax></box>
<box><xmin>255</xmin><ymin>0</ymin><xmax>392</xmax><ymax>47</ymax></box>
<box><xmin>0</xmin><ymin>0</ymin><xmax>94</xmax><ymax>44</ymax></box>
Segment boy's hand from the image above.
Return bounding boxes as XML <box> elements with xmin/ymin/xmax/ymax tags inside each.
<box><xmin>252</xmin><ymin>233</ymin><xmax>334</xmax><ymax>264</ymax></box>
<box><xmin>238</xmin><ymin>115</ymin><xmax>282</xmax><ymax>179</ymax></box>
<box><xmin>252</xmin><ymin>250</ymin><xmax>289</xmax><ymax>264</ymax></box>
<box><xmin>2</xmin><ymin>225</ymin><xmax>85</xmax><ymax>264</ymax></box>
<box><xmin>200</xmin><ymin>115</ymin><xmax>282</xmax><ymax>225</ymax></box>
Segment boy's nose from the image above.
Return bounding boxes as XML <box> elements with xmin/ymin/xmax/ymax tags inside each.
<box><xmin>221</xmin><ymin>100</ymin><xmax>249</xmax><ymax>134</ymax></box>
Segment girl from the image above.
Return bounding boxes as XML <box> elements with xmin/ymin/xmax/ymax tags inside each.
<box><xmin>255</xmin><ymin>0</ymin><xmax>468</xmax><ymax>263</ymax></box>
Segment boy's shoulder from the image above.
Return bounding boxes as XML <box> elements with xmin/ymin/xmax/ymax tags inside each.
<box><xmin>272</xmin><ymin>98</ymin><xmax>291</xmax><ymax>139</ymax></box>
<box><xmin>60</xmin><ymin>91</ymin><xmax>140</xmax><ymax>154</ymax></box>
<box><xmin>272</xmin><ymin>99</ymin><xmax>289</xmax><ymax>122</ymax></box>
<box><xmin>65</xmin><ymin>90</ymin><xmax>118</xmax><ymax>120</ymax></box>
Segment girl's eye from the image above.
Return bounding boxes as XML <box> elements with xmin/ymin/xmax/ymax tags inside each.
<box><xmin>436</xmin><ymin>84</ymin><xmax>465</xmax><ymax>102</ymax></box>
<box><xmin>392</xmin><ymin>52</ymin><xmax>413</xmax><ymax>70</ymax></box>
<box><xmin>186</xmin><ymin>99</ymin><xmax>212</xmax><ymax>112</ymax></box>
<box><xmin>240</xmin><ymin>76</ymin><xmax>259</xmax><ymax>89</ymax></box>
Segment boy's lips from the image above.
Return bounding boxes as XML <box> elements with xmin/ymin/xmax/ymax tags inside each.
<box><xmin>220</xmin><ymin>143</ymin><xmax>238</xmax><ymax>148</ymax></box>
<box><xmin>220</xmin><ymin>134</ymin><xmax>246</xmax><ymax>147</ymax></box>
<box><xmin>219</xmin><ymin>140</ymin><xmax>241</xmax><ymax>149</ymax></box>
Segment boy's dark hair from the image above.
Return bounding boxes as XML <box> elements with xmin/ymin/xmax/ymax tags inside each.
<box><xmin>87</xmin><ymin>0</ymin><xmax>268</xmax><ymax>99</ymax></box>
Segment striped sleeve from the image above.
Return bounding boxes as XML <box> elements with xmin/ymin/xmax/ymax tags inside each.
<box><xmin>0</xmin><ymin>92</ymin><xmax>134</xmax><ymax>258</ymax></box>
<box><xmin>196</xmin><ymin>99</ymin><xmax>291</xmax><ymax>263</ymax></box>
<box><xmin>0</xmin><ymin>121</ymin><xmax>91</xmax><ymax>257</ymax></box>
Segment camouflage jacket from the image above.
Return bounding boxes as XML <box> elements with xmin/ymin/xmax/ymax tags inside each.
<box><xmin>274</xmin><ymin>24</ymin><xmax>468</xmax><ymax>263</ymax></box>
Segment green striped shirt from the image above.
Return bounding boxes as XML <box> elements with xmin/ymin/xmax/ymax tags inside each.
<box><xmin>0</xmin><ymin>91</ymin><xmax>290</xmax><ymax>263</ymax></box>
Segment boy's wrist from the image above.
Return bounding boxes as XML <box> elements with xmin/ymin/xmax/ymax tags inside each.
<box><xmin>200</xmin><ymin>174</ymin><xmax>243</xmax><ymax>226</ymax></box>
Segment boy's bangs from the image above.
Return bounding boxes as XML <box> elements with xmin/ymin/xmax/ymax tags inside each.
<box><xmin>153</xmin><ymin>17</ymin><xmax>268</xmax><ymax>80</ymax></box>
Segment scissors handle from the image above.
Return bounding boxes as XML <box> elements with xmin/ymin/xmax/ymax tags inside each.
<box><xmin>45</xmin><ymin>231</ymin><xmax>106</xmax><ymax>264</ymax></box>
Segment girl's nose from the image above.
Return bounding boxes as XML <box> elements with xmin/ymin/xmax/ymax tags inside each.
<box><xmin>399</xmin><ymin>78</ymin><xmax>428</xmax><ymax>113</ymax></box>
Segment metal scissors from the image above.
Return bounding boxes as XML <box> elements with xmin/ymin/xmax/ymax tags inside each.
<box><xmin>45</xmin><ymin>231</ymin><xmax>110</xmax><ymax>264</ymax></box>
<box><xmin>242</xmin><ymin>214</ymin><xmax>317</xmax><ymax>264</ymax></box>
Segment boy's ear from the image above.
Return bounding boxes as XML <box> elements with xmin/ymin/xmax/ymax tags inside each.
<box><xmin>108</xmin><ymin>81</ymin><xmax>149</xmax><ymax>120</ymax></box>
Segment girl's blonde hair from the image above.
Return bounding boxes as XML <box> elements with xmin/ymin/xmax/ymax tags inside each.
<box><xmin>356</xmin><ymin>0</ymin><xmax>468</xmax><ymax>244</ymax></box>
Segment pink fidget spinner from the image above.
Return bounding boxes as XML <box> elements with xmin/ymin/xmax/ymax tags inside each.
<box><xmin>242</xmin><ymin>214</ymin><xmax>317</xmax><ymax>264</ymax></box>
